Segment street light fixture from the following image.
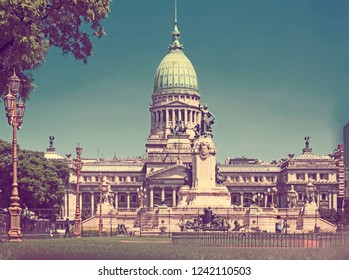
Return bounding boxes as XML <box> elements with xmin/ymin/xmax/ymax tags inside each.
<box><xmin>137</xmin><ymin>186</ymin><xmax>147</xmax><ymax>208</ymax></box>
<box><xmin>268</xmin><ymin>187</ymin><xmax>277</xmax><ymax>208</ymax></box>
<box><xmin>2</xmin><ymin>70</ymin><xmax>26</xmax><ymax>242</ymax></box>
<box><xmin>73</xmin><ymin>143</ymin><xmax>83</xmax><ymax>238</ymax></box>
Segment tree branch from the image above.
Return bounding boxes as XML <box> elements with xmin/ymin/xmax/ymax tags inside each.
<box><xmin>0</xmin><ymin>38</ymin><xmax>14</xmax><ymax>54</ymax></box>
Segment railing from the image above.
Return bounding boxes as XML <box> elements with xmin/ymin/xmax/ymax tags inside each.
<box><xmin>172</xmin><ymin>232</ymin><xmax>349</xmax><ymax>248</ymax></box>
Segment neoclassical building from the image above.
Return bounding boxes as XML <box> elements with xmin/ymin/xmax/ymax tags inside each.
<box><xmin>45</xmin><ymin>9</ymin><xmax>344</xmax><ymax>221</ymax></box>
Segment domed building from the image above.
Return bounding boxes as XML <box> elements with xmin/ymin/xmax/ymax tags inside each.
<box><xmin>46</xmin><ymin>4</ymin><xmax>343</xmax><ymax>234</ymax></box>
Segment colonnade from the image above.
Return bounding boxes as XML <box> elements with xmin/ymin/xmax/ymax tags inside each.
<box><xmin>152</xmin><ymin>108</ymin><xmax>200</xmax><ymax>129</ymax></box>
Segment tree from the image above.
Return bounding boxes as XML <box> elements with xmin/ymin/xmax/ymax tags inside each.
<box><xmin>318</xmin><ymin>207</ymin><xmax>342</xmax><ymax>225</ymax></box>
<box><xmin>0</xmin><ymin>139</ymin><xmax>69</xmax><ymax>209</ymax></box>
<box><xmin>0</xmin><ymin>0</ymin><xmax>111</xmax><ymax>99</ymax></box>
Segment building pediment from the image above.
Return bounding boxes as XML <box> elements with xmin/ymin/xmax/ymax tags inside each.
<box><xmin>147</xmin><ymin>164</ymin><xmax>187</xmax><ymax>179</ymax></box>
<box><xmin>166</xmin><ymin>100</ymin><xmax>190</xmax><ymax>107</ymax></box>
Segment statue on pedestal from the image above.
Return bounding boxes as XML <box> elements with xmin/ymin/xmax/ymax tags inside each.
<box><xmin>287</xmin><ymin>185</ymin><xmax>298</xmax><ymax>208</ymax></box>
<box><xmin>193</xmin><ymin>104</ymin><xmax>215</xmax><ymax>138</ymax></box>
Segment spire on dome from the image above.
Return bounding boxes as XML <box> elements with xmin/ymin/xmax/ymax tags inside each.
<box><xmin>169</xmin><ymin>0</ymin><xmax>183</xmax><ymax>51</ymax></box>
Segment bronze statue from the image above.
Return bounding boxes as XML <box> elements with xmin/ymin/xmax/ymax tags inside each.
<box><xmin>215</xmin><ymin>164</ymin><xmax>226</xmax><ymax>184</ymax></box>
<box><xmin>304</xmin><ymin>136</ymin><xmax>310</xmax><ymax>149</ymax></box>
<box><xmin>171</xmin><ymin>118</ymin><xmax>186</xmax><ymax>136</ymax></box>
<box><xmin>199</xmin><ymin>104</ymin><xmax>215</xmax><ymax>137</ymax></box>
<box><xmin>49</xmin><ymin>136</ymin><xmax>54</xmax><ymax>148</ymax></box>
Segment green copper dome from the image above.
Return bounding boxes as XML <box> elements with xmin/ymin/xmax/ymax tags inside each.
<box><xmin>153</xmin><ymin>11</ymin><xmax>198</xmax><ymax>95</ymax></box>
<box><xmin>154</xmin><ymin>50</ymin><xmax>198</xmax><ymax>94</ymax></box>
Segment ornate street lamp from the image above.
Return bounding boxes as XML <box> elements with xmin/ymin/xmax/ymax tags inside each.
<box><xmin>2</xmin><ymin>70</ymin><xmax>26</xmax><ymax>242</ymax></box>
<box><xmin>73</xmin><ymin>143</ymin><xmax>83</xmax><ymax>238</ymax></box>
<box><xmin>268</xmin><ymin>187</ymin><xmax>277</xmax><ymax>208</ymax></box>
<box><xmin>98</xmin><ymin>173</ymin><xmax>105</xmax><ymax>237</ymax></box>
<box><xmin>137</xmin><ymin>186</ymin><xmax>147</xmax><ymax>208</ymax></box>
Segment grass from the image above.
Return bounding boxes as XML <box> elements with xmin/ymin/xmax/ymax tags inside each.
<box><xmin>0</xmin><ymin>236</ymin><xmax>348</xmax><ymax>260</ymax></box>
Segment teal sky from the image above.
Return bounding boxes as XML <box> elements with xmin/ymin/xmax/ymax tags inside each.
<box><xmin>1</xmin><ymin>0</ymin><xmax>349</xmax><ymax>163</ymax></box>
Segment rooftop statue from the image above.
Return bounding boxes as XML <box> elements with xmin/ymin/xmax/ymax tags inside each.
<box><xmin>200</xmin><ymin>104</ymin><xmax>215</xmax><ymax>135</ymax></box>
<box><xmin>304</xmin><ymin>136</ymin><xmax>310</xmax><ymax>149</ymax></box>
<box><xmin>197</xmin><ymin>104</ymin><xmax>215</xmax><ymax>137</ymax></box>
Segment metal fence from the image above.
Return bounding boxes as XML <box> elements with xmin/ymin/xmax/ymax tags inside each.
<box><xmin>172</xmin><ymin>232</ymin><xmax>349</xmax><ymax>248</ymax></box>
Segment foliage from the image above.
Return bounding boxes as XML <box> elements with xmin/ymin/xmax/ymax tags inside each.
<box><xmin>0</xmin><ymin>0</ymin><xmax>111</xmax><ymax>99</ymax></box>
<box><xmin>318</xmin><ymin>208</ymin><xmax>342</xmax><ymax>225</ymax></box>
<box><xmin>0</xmin><ymin>138</ymin><xmax>69</xmax><ymax>209</ymax></box>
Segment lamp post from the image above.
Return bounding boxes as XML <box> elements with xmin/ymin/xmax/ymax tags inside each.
<box><xmin>2</xmin><ymin>70</ymin><xmax>26</xmax><ymax>242</ymax></box>
<box><xmin>137</xmin><ymin>186</ymin><xmax>147</xmax><ymax>208</ymax></box>
<box><xmin>137</xmin><ymin>186</ymin><xmax>146</xmax><ymax>237</ymax></box>
<box><xmin>73</xmin><ymin>143</ymin><xmax>83</xmax><ymax>238</ymax></box>
<box><xmin>268</xmin><ymin>187</ymin><xmax>277</xmax><ymax>208</ymax></box>
<box><xmin>98</xmin><ymin>173</ymin><xmax>104</xmax><ymax>237</ymax></box>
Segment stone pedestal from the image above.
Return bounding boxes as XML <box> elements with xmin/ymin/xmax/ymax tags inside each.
<box><xmin>177</xmin><ymin>135</ymin><xmax>231</xmax><ymax>207</ymax></box>
<box><xmin>302</xmin><ymin>202</ymin><xmax>320</xmax><ymax>231</ymax></box>
<box><xmin>96</xmin><ymin>202</ymin><xmax>114</xmax><ymax>215</ymax></box>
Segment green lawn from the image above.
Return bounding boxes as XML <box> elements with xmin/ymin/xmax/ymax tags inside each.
<box><xmin>0</xmin><ymin>236</ymin><xmax>348</xmax><ymax>260</ymax></box>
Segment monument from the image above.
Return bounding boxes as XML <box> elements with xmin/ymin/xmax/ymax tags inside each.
<box><xmin>177</xmin><ymin>105</ymin><xmax>231</xmax><ymax>207</ymax></box>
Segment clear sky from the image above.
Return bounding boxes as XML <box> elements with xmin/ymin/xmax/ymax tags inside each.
<box><xmin>1</xmin><ymin>0</ymin><xmax>349</xmax><ymax>163</ymax></box>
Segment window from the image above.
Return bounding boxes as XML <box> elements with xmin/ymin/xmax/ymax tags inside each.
<box><xmin>254</xmin><ymin>176</ymin><xmax>263</xmax><ymax>182</ymax></box>
<box><xmin>321</xmin><ymin>193</ymin><xmax>327</xmax><ymax>200</ymax></box>
<box><xmin>231</xmin><ymin>176</ymin><xmax>239</xmax><ymax>182</ymax></box>
<box><xmin>296</xmin><ymin>173</ymin><xmax>305</xmax><ymax>181</ymax></box>
<box><xmin>243</xmin><ymin>177</ymin><xmax>251</xmax><ymax>183</ymax></box>
<box><xmin>120</xmin><ymin>195</ymin><xmax>126</xmax><ymax>202</ymax></box>
<box><xmin>266</xmin><ymin>176</ymin><xmax>274</xmax><ymax>182</ymax></box>
<box><xmin>308</xmin><ymin>173</ymin><xmax>317</xmax><ymax>181</ymax></box>
<box><xmin>231</xmin><ymin>196</ymin><xmax>238</xmax><ymax>203</ymax></box>
<box><xmin>320</xmin><ymin>173</ymin><xmax>328</xmax><ymax>180</ymax></box>
<box><xmin>298</xmin><ymin>193</ymin><xmax>303</xmax><ymax>201</ymax></box>
<box><xmin>119</xmin><ymin>176</ymin><xmax>126</xmax><ymax>182</ymax></box>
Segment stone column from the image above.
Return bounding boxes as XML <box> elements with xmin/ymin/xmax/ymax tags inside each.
<box><xmin>172</xmin><ymin>188</ymin><xmax>177</xmax><ymax>207</ymax></box>
<box><xmin>127</xmin><ymin>192</ymin><xmax>131</xmax><ymax>209</ymax></box>
<box><xmin>328</xmin><ymin>192</ymin><xmax>332</xmax><ymax>209</ymax></box>
<box><xmin>316</xmin><ymin>173</ymin><xmax>320</xmax><ymax>181</ymax></box>
<box><xmin>333</xmin><ymin>192</ymin><xmax>337</xmax><ymax>210</ymax></box>
<box><xmin>317</xmin><ymin>193</ymin><xmax>320</xmax><ymax>208</ymax></box>
<box><xmin>161</xmin><ymin>187</ymin><xmax>165</xmax><ymax>202</ymax></box>
<box><xmin>159</xmin><ymin>110</ymin><xmax>163</xmax><ymax>129</ymax></box>
<box><xmin>240</xmin><ymin>192</ymin><xmax>244</xmax><ymax>207</ymax></box>
<box><xmin>264</xmin><ymin>192</ymin><xmax>268</xmax><ymax>207</ymax></box>
<box><xmin>114</xmin><ymin>192</ymin><xmax>118</xmax><ymax>209</ymax></box>
<box><xmin>184</xmin><ymin>109</ymin><xmax>187</xmax><ymax>126</ymax></box>
<box><xmin>178</xmin><ymin>110</ymin><xmax>182</xmax><ymax>121</ymax></box>
<box><xmin>172</xmin><ymin>110</ymin><xmax>175</xmax><ymax>123</ymax></box>
<box><xmin>150</xmin><ymin>187</ymin><xmax>154</xmax><ymax>208</ymax></box>
<box><xmin>91</xmin><ymin>192</ymin><xmax>94</xmax><ymax>216</ymax></box>
<box><xmin>166</xmin><ymin>109</ymin><xmax>169</xmax><ymax>129</ymax></box>
<box><xmin>305</xmin><ymin>173</ymin><xmax>308</xmax><ymax>182</ymax></box>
